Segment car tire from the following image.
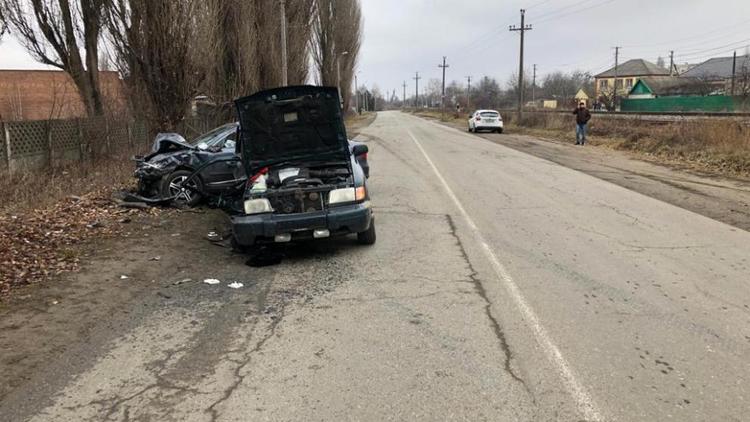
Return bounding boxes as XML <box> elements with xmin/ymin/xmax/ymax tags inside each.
<box><xmin>496</xmin><ymin>128</ymin><xmax>503</xmax><ymax>134</ymax></box>
<box><xmin>357</xmin><ymin>220</ymin><xmax>376</xmax><ymax>245</ymax></box>
<box><xmin>468</xmin><ymin>125</ymin><xmax>473</xmax><ymax>132</ymax></box>
<box><xmin>161</xmin><ymin>170</ymin><xmax>203</xmax><ymax>207</ymax></box>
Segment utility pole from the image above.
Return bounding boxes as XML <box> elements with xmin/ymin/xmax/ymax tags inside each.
<box><xmin>354</xmin><ymin>73</ymin><xmax>359</xmax><ymax>114</ymax></box>
<box><xmin>279</xmin><ymin>0</ymin><xmax>288</xmax><ymax>86</ymax></box>
<box><xmin>731</xmin><ymin>51</ymin><xmax>737</xmax><ymax>96</ymax></box>
<box><xmin>438</xmin><ymin>56</ymin><xmax>449</xmax><ymax>119</ymax></box>
<box><xmin>402</xmin><ymin>81</ymin><xmax>407</xmax><ymax>109</ymax></box>
<box><xmin>465</xmin><ymin>76</ymin><xmax>472</xmax><ymax>111</ymax></box>
<box><xmin>413</xmin><ymin>72</ymin><xmax>421</xmax><ymax>108</ymax></box>
<box><xmin>532</xmin><ymin>64</ymin><xmax>537</xmax><ymax>103</ymax></box>
<box><xmin>669</xmin><ymin>50</ymin><xmax>675</xmax><ymax>76</ymax></box>
<box><xmin>510</xmin><ymin>9</ymin><xmax>532</xmax><ymax>120</ymax></box>
<box><xmin>613</xmin><ymin>46</ymin><xmax>621</xmax><ymax>110</ymax></box>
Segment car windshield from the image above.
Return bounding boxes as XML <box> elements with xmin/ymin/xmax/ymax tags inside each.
<box><xmin>190</xmin><ymin>124</ymin><xmax>235</xmax><ymax>147</ymax></box>
<box><xmin>480</xmin><ymin>112</ymin><xmax>499</xmax><ymax>118</ymax></box>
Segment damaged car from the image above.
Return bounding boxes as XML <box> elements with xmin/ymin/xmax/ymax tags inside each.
<box><xmin>229</xmin><ymin>85</ymin><xmax>375</xmax><ymax>248</ymax></box>
<box><xmin>133</xmin><ymin>123</ymin><xmax>244</xmax><ymax>206</ymax></box>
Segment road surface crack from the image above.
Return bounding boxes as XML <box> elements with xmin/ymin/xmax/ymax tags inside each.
<box><xmin>444</xmin><ymin>214</ymin><xmax>534</xmax><ymax>398</ymax></box>
<box><xmin>205</xmin><ymin>300</ymin><xmax>287</xmax><ymax>422</ymax></box>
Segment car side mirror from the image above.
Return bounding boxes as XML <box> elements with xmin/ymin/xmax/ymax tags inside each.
<box><xmin>352</xmin><ymin>144</ymin><xmax>368</xmax><ymax>156</ymax></box>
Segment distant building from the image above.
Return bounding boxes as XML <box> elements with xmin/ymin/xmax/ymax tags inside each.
<box><xmin>0</xmin><ymin>69</ymin><xmax>126</xmax><ymax>121</ymax></box>
<box><xmin>574</xmin><ymin>88</ymin><xmax>590</xmax><ymax>106</ymax></box>
<box><xmin>594</xmin><ymin>59</ymin><xmax>670</xmax><ymax>99</ymax></box>
<box><xmin>623</xmin><ymin>76</ymin><xmax>735</xmax><ymax>112</ymax></box>
<box><xmin>627</xmin><ymin>76</ymin><xmax>713</xmax><ymax>99</ymax></box>
<box><xmin>682</xmin><ymin>54</ymin><xmax>750</xmax><ymax>95</ymax></box>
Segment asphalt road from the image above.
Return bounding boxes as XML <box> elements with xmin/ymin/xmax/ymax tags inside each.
<box><xmin>3</xmin><ymin>111</ymin><xmax>750</xmax><ymax>421</ymax></box>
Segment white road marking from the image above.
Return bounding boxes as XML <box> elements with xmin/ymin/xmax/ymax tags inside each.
<box><xmin>408</xmin><ymin>130</ymin><xmax>604</xmax><ymax>422</ymax></box>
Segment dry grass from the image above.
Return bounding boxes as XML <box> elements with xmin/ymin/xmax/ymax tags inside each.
<box><xmin>406</xmin><ymin>109</ymin><xmax>750</xmax><ymax>178</ymax></box>
<box><xmin>0</xmin><ymin>150</ymin><xmax>141</xmax><ymax>215</ymax></box>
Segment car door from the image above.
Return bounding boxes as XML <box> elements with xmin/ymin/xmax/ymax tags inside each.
<box><xmin>200</xmin><ymin>128</ymin><xmax>243</xmax><ymax>192</ymax></box>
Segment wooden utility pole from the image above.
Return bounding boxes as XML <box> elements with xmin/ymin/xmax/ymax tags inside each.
<box><xmin>613</xmin><ymin>46</ymin><xmax>621</xmax><ymax>110</ymax></box>
<box><xmin>669</xmin><ymin>50</ymin><xmax>675</xmax><ymax>75</ymax></box>
<box><xmin>438</xmin><ymin>56</ymin><xmax>449</xmax><ymax>119</ymax></box>
<box><xmin>279</xmin><ymin>0</ymin><xmax>288</xmax><ymax>86</ymax></box>
<box><xmin>465</xmin><ymin>76</ymin><xmax>472</xmax><ymax>111</ymax></box>
<box><xmin>402</xmin><ymin>81</ymin><xmax>407</xmax><ymax>108</ymax></box>
<box><xmin>532</xmin><ymin>64</ymin><xmax>537</xmax><ymax>103</ymax></box>
<box><xmin>413</xmin><ymin>72</ymin><xmax>421</xmax><ymax>108</ymax></box>
<box><xmin>731</xmin><ymin>51</ymin><xmax>737</xmax><ymax>96</ymax></box>
<box><xmin>510</xmin><ymin>9</ymin><xmax>532</xmax><ymax>120</ymax></box>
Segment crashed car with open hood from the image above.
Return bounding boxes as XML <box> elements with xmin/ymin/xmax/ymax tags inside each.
<box><xmin>230</xmin><ymin>85</ymin><xmax>375</xmax><ymax>247</ymax></box>
<box><xmin>133</xmin><ymin>123</ymin><xmax>244</xmax><ymax>206</ymax></box>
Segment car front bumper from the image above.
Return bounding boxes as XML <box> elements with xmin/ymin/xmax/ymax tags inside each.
<box><xmin>231</xmin><ymin>201</ymin><xmax>373</xmax><ymax>246</ymax></box>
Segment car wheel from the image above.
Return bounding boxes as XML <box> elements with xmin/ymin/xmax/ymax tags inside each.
<box><xmin>357</xmin><ymin>220</ymin><xmax>376</xmax><ymax>245</ymax></box>
<box><xmin>161</xmin><ymin>170</ymin><xmax>203</xmax><ymax>207</ymax></box>
<box><xmin>498</xmin><ymin>128</ymin><xmax>503</xmax><ymax>134</ymax></box>
<box><xmin>468</xmin><ymin>125</ymin><xmax>473</xmax><ymax>132</ymax></box>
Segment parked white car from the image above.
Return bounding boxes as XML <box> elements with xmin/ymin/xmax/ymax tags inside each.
<box><xmin>468</xmin><ymin>110</ymin><xmax>503</xmax><ymax>133</ymax></box>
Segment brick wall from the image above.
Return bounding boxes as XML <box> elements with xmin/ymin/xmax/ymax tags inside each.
<box><xmin>0</xmin><ymin>70</ymin><xmax>126</xmax><ymax>121</ymax></box>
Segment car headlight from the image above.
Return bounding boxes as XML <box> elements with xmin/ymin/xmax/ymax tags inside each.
<box><xmin>142</xmin><ymin>160</ymin><xmax>167</xmax><ymax>170</ymax></box>
<box><xmin>328</xmin><ymin>186</ymin><xmax>366</xmax><ymax>204</ymax></box>
<box><xmin>244</xmin><ymin>198</ymin><xmax>273</xmax><ymax>214</ymax></box>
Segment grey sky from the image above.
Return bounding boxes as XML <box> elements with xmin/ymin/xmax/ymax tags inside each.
<box><xmin>1</xmin><ymin>0</ymin><xmax>749</xmax><ymax>99</ymax></box>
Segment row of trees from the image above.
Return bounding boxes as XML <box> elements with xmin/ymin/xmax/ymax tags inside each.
<box><xmin>0</xmin><ymin>0</ymin><xmax>362</xmax><ymax>130</ymax></box>
<box><xmin>396</xmin><ymin>70</ymin><xmax>595</xmax><ymax>111</ymax></box>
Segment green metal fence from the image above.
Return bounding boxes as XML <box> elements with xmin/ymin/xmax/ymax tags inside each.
<box><xmin>621</xmin><ymin>95</ymin><xmax>737</xmax><ymax>113</ymax></box>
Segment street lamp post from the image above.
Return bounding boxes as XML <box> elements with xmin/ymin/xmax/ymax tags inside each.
<box><xmin>336</xmin><ymin>51</ymin><xmax>349</xmax><ymax>110</ymax></box>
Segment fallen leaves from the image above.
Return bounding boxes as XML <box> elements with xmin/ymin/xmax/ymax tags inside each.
<box><xmin>0</xmin><ymin>187</ymin><xmax>163</xmax><ymax>298</ymax></box>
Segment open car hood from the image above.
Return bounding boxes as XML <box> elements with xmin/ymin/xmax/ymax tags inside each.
<box><xmin>234</xmin><ymin>86</ymin><xmax>350</xmax><ymax>173</ymax></box>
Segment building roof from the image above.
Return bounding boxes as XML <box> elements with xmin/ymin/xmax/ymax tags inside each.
<box><xmin>682</xmin><ymin>55</ymin><xmax>750</xmax><ymax>79</ymax></box>
<box><xmin>595</xmin><ymin>59</ymin><xmax>670</xmax><ymax>78</ymax></box>
<box><xmin>629</xmin><ymin>76</ymin><xmax>714</xmax><ymax>96</ymax></box>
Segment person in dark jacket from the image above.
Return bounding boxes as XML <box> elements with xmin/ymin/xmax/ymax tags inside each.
<box><xmin>572</xmin><ymin>102</ymin><xmax>591</xmax><ymax>145</ymax></box>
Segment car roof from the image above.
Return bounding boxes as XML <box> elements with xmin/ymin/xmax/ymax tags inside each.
<box><xmin>475</xmin><ymin>109</ymin><xmax>500</xmax><ymax>113</ymax></box>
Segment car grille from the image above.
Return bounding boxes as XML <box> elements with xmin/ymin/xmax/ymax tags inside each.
<box><xmin>268</xmin><ymin>189</ymin><xmax>326</xmax><ymax>214</ymax></box>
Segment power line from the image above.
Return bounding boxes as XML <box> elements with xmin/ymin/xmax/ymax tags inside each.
<box><xmin>532</xmin><ymin>0</ymin><xmax>599</xmax><ymax>20</ymax></box>
<box><xmin>534</xmin><ymin>0</ymin><xmax>617</xmax><ymax>25</ymax></box>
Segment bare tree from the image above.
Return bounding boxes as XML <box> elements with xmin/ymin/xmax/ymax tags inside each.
<box><xmin>106</xmin><ymin>0</ymin><xmax>210</xmax><ymax>131</ymax></box>
<box><xmin>311</xmin><ymin>0</ymin><xmax>362</xmax><ymax>112</ymax></box>
<box><xmin>0</xmin><ymin>0</ymin><xmax>107</xmax><ymax>116</ymax></box>
<box><xmin>205</xmin><ymin>0</ymin><xmax>314</xmax><ymax>102</ymax></box>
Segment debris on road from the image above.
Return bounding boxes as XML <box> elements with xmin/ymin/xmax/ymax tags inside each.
<box><xmin>120</xmin><ymin>275</ymin><xmax>129</xmax><ymax>280</ymax></box>
<box><xmin>203</xmin><ymin>278</ymin><xmax>221</xmax><ymax>285</ymax></box>
<box><xmin>228</xmin><ymin>282</ymin><xmax>244</xmax><ymax>289</ymax></box>
<box><xmin>149</xmin><ymin>256</ymin><xmax>161</xmax><ymax>261</ymax></box>
<box><xmin>173</xmin><ymin>278</ymin><xmax>192</xmax><ymax>286</ymax></box>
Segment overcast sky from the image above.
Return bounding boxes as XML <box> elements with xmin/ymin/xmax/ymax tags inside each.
<box><xmin>1</xmin><ymin>0</ymin><xmax>749</xmax><ymax>99</ymax></box>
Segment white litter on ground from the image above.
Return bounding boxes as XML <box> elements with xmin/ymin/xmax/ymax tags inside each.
<box><xmin>203</xmin><ymin>278</ymin><xmax>221</xmax><ymax>285</ymax></box>
<box><xmin>120</xmin><ymin>275</ymin><xmax>129</xmax><ymax>279</ymax></box>
<box><xmin>228</xmin><ymin>282</ymin><xmax>244</xmax><ymax>289</ymax></box>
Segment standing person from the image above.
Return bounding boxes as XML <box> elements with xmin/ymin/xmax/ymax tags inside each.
<box><xmin>572</xmin><ymin>101</ymin><xmax>591</xmax><ymax>145</ymax></box>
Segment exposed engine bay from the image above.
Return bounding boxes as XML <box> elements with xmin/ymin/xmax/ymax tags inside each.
<box><xmin>246</xmin><ymin>163</ymin><xmax>353</xmax><ymax>214</ymax></box>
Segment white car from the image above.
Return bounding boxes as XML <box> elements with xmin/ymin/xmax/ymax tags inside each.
<box><xmin>468</xmin><ymin>110</ymin><xmax>503</xmax><ymax>133</ymax></box>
